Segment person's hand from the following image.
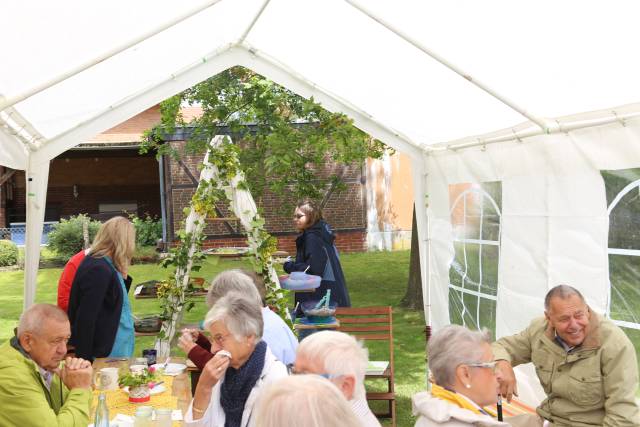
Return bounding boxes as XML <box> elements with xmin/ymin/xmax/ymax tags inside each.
<box><xmin>197</xmin><ymin>353</ymin><xmax>231</xmax><ymax>391</ymax></box>
<box><xmin>181</xmin><ymin>328</ymin><xmax>200</xmax><ymax>341</ymax></box>
<box><xmin>56</xmin><ymin>357</ymin><xmax>93</xmax><ymax>390</ymax></box>
<box><xmin>496</xmin><ymin>360</ymin><xmax>518</xmax><ymax>402</ymax></box>
<box><xmin>178</xmin><ymin>331</ymin><xmax>197</xmax><ymax>354</ymax></box>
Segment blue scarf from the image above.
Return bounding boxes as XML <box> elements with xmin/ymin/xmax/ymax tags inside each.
<box><xmin>220</xmin><ymin>340</ymin><xmax>267</xmax><ymax>427</ymax></box>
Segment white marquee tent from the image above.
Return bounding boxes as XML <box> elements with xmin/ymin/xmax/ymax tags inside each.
<box><xmin>2</xmin><ymin>0</ymin><xmax>640</xmax><ymax>405</ymax></box>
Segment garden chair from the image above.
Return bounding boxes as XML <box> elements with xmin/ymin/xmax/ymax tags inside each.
<box><xmin>335</xmin><ymin>306</ymin><xmax>396</xmax><ymax>427</ymax></box>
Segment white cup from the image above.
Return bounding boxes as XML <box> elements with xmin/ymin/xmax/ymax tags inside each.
<box><xmin>97</xmin><ymin>367</ymin><xmax>119</xmax><ymax>390</ymax></box>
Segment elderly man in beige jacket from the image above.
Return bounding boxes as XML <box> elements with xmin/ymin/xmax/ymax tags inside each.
<box><xmin>492</xmin><ymin>285</ymin><xmax>640</xmax><ymax>427</ymax></box>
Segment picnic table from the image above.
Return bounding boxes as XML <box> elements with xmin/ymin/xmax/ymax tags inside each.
<box><xmin>91</xmin><ymin>357</ymin><xmax>192</xmax><ymax>426</ymax></box>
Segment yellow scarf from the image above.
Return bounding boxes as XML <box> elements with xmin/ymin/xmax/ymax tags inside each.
<box><xmin>431</xmin><ymin>383</ymin><xmax>497</xmax><ymax>417</ymax></box>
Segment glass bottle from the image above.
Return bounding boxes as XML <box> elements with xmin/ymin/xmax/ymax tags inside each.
<box><xmin>94</xmin><ymin>393</ymin><xmax>110</xmax><ymax>427</ymax></box>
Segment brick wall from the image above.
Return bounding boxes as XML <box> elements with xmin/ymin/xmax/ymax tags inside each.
<box><xmin>165</xmin><ymin>141</ymin><xmax>367</xmax><ymax>253</ymax></box>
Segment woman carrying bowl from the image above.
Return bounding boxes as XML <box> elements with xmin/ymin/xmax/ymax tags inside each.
<box><xmin>412</xmin><ymin>325</ymin><xmax>509</xmax><ymax>427</ymax></box>
<box><xmin>184</xmin><ymin>293</ymin><xmax>288</xmax><ymax>427</ymax></box>
<box><xmin>283</xmin><ymin>200</ymin><xmax>351</xmax><ymax>309</ymax></box>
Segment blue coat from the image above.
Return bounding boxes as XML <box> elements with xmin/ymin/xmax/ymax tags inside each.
<box><xmin>284</xmin><ymin>220</ymin><xmax>351</xmax><ymax>307</ymax></box>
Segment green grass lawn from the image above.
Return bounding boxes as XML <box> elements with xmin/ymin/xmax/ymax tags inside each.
<box><xmin>0</xmin><ymin>250</ymin><xmax>425</xmax><ymax>427</ymax></box>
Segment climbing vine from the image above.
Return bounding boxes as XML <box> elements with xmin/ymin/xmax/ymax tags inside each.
<box><xmin>154</xmin><ymin>137</ymin><xmax>290</xmax><ymax>356</ymax></box>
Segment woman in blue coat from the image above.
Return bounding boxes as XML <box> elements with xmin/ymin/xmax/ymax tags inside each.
<box><xmin>283</xmin><ymin>200</ymin><xmax>351</xmax><ymax>308</ymax></box>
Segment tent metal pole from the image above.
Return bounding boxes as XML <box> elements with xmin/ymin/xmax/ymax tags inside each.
<box><xmin>0</xmin><ymin>0</ymin><xmax>226</xmax><ymax>112</ymax></box>
<box><xmin>237</xmin><ymin>0</ymin><xmax>272</xmax><ymax>44</ymax></box>
<box><xmin>344</xmin><ymin>0</ymin><xmax>550</xmax><ymax>133</ymax></box>
<box><xmin>35</xmin><ymin>42</ymin><xmax>238</xmax><ymax>161</ymax></box>
<box><xmin>430</xmin><ymin>109</ymin><xmax>640</xmax><ymax>152</ymax></box>
<box><xmin>240</xmin><ymin>43</ymin><xmax>424</xmax><ymax>159</ymax></box>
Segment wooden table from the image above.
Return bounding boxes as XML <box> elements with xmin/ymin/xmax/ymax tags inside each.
<box><xmin>292</xmin><ymin>318</ymin><xmax>340</xmax><ymax>330</ymax></box>
<box><xmin>92</xmin><ymin>357</ymin><xmax>192</xmax><ymax>425</ymax></box>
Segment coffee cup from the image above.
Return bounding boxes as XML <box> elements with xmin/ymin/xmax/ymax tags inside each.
<box><xmin>96</xmin><ymin>367</ymin><xmax>119</xmax><ymax>390</ymax></box>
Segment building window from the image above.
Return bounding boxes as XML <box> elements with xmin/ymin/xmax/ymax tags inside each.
<box><xmin>448</xmin><ymin>182</ymin><xmax>501</xmax><ymax>335</ymax></box>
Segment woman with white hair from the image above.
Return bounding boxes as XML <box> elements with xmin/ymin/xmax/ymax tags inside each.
<box><xmin>412</xmin><ymin>325</ymin><xmax>509</xmax><ymax>427</ymax></box>
<box><xmin>178</xmin><ymin>269</ymin><xmax>298</xmax><ymax>368</ymax></box>
<box><xmin>254</xmin><ymin>375</ymin><xmax>361</xmax><ymax>427</ymax></box>
<box><xmin>184</xmin><ymin>293</ymin><xmax>288</xmax><ymax>427</ymax></box>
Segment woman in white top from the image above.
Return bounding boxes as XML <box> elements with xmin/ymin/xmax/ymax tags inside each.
<box><xmin>184</xmin><ymin>294</ymin><xmax>288</xmax><ymax>427</ymax></box>
<box><xmin>412</xmin><ymin>325</ymin><xmax>510</xmax><ymax>427</ymax></box>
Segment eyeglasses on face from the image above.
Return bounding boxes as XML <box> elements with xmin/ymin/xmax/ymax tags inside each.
<box><xmin>293</xmin><ymin>213</ymin><xmax>306</xmax><ymax>219</ymax></box>
<box><xmin>212</xmin><ymin>333</ymin><xmax>232</xmax><ymax>346</ymax></box>
<box><xmin>465</xmin><ymin>360</ymin><xmax>498</xmax><ymax>373</ymax></box>
<box><xmin>289</xmin><ymin>367</ymin><xmax>341</xmax><ymax>380</ymax></box>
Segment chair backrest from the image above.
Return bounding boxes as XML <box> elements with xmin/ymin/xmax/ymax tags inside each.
<box><xmin>334</xmin><ymin>306</ymin><xmax>394</xmax><ymax>371</ymax></box>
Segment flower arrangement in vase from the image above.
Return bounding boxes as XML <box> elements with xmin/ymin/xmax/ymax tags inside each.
<box><xmin>118</xmin><ymin>366</ymin><xmax>159</xmax><ymax>403</ymax></box>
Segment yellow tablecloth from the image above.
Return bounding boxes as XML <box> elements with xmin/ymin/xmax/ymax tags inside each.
<box><xmin>91</xmin><ymin>376</ymin><xmax>184</xmax><ymax>426</ymax></box>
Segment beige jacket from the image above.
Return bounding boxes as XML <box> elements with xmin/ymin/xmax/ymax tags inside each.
<box><xmin>492</xmin><ymin>311</ymin><xmax>640</xmax><ymax>427</ymax></box>
<box><xmin>412</xmin><ymin>392</ymin><xmax>511</xmax><ymax>427</ymax></box>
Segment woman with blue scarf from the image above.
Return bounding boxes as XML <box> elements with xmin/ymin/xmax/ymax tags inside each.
<box><xmin>185</xmin><ymin>294</ymin><xmax>288</xmax><ymax>427</ymax></box>
<box><xmin>68</xmin><ymin>216</ymin><xmax>136</xmax><ymax>361</ymax></box>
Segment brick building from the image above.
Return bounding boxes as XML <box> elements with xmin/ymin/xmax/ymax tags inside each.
<box><xmin>0</xmin><ymin>106</ymin><xmax>372</xmax><ymax>253</ymax></box>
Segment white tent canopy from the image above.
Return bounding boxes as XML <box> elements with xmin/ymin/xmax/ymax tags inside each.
<box><xmin>2</xmin><ymin>0</ymin><xmax>640</xmax><ymax>405</ymax></box>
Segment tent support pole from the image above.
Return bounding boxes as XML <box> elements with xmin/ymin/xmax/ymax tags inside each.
<box><xmin>237</xmin><ymin>0</ymin><xmax>272</xmax><ymax>44</ymax></box>
<box><xmin>239</xmin><ymin>44</ymin><xmax>424</xmax><ymax>158</ymax></box>
<box><xmin>411</xmin><ymin>152</ymin><xmax>431</xmax><ymax>389</ymax></box>
<box><xmin>23</xmin><ymin>158</ymin><xmax>50</xmax><ymax>310</ymax></box>
<box><xmin>431</xmin><ymin>110</ymin><xmax>640</xmax><ymax>152</ymax></box>
<box><xmin>0</xmin><ymin>0</ymin><xmax>226</xmax><ymax>112</ymax></box>
<box><xmin>344</xmin><ymin>0</ymin><xmax>550</xmax><ymax>133</ymax></box>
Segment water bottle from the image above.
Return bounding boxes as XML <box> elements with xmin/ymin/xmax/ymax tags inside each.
<box><xmin>94</xmin><ymin>392</ymin><xmax>110</xmax><ymax>427</ymax></box>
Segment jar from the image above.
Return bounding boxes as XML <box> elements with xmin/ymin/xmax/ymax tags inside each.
<box><xmin>133</xmin><ymin>407</ymin><xmax>153</xmax><ymax>427</ymax></box>
<box><xmin>142</xmin><ymin>349</ymin><xmax>157</xmax><ymax>366</ymax></box>
<box><xmin>155</xmin><ymin>408</ymin><xmax>173</xmax><ymax>427</ymax></box>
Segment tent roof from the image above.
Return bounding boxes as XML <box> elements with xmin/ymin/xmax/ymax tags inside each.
<box><xmin>2</xmin><ymin>0</ymin><xmax>640</xmax><ymax>168</ymax></box>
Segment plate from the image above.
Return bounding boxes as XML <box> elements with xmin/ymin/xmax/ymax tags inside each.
<box><xmin>122</xmin><ymin>384</ymin><xmax>166</xmax><ymax>395</ymax></box>
<box><xmin>151</xmin><ymin>362</ymin><xmax>187</xmax><ymax>376</ymax></box>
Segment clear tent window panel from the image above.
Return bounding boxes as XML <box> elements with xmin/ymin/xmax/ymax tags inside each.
<box><xmin>602</xmin><ymin>168</ymin><xmax>640</xmax><ymax>392</ymax></box>
<box><xmin>448</xmin><ymin>182</ymin><xmax>501</xmax><ymax>336</ymax></box>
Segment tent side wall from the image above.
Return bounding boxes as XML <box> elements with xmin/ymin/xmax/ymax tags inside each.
<box><xmin>424</xmin><ymin>115</ymin><xmax>640</xmax><ymax>404</ymax></box>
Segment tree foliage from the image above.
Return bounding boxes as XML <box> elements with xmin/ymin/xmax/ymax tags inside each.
<box><xmin>141</xmin><ymin>66</ymin><xmax>391</xmax><ymax>208</ymax></box>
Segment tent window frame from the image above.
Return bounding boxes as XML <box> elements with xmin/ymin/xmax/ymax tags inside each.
<box><xmin>607</xmin><ymin>178</ymin><xmax>640</xmax><ymax>330</ymax></box>
<box><xmin>448</xmin><ymin>184</ymin><xmax>501</xmax><ymax>332</ymax></box>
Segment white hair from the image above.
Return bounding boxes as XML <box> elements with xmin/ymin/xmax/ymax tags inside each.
<box><xmin>428</xmin><ymin>325</ymin><xmax>490</xmax><ymax>388</ymax></box>
<box><xmin>204</xmin><ymin>293</ymin><xmax>263</xmax><ymax>339</ymax></box>
<box><xmin>206</xmin><ymin>269</ymin><xmax>262</xmax><ymax>308</ymax></box>
<box><xmin>17</xmin><ymin>303</ymin><xmax>68</xmax><ymax>337</ymax></box>
<box><xmin>296</xmin><ymin>330</ymin><xmax>368</xmax><ymax>399</ymax></box>
<box><xmin>254</xmin><ymin>375</ymin><xmax>361</xmax><ymax>427</ymax></box>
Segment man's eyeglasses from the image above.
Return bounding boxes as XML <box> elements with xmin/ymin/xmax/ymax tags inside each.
<box><xmin>293</xmin><ymin>214</ymin><xmax>306</xmax><ymax>219</ymax></box>
<box><xmin>465</xmin><ymin>361</ymin><xmax>498</xmax><ymax>373</ymax></box>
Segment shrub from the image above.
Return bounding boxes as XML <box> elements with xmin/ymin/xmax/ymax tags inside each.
<box><xmin>130</xmin><ymin>214</ymin><xmax>162</xmax><ymax>247</ymax></box>
<box><xmin>0</xmin><ymin>240</ymin><xmax>18</xmax><ymax>267</ymax></box>
<box><xmin>47</xmin><ymin>214</ymin><xmax>101</xmax><ymax>258</ymax></box>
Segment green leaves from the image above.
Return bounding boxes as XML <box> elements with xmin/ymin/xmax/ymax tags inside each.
<box><xmin>144</xmin><ymin>66</ymin><xmax>390</xmax><ymax>210</ymax></box>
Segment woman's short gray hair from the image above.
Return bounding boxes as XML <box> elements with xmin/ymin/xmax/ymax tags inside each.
<box><xmin>204</xmin><ymin>293</ymin><xmax>263</xmax><ymax>340</ymax></box>
<box><xmin>206</xmin><ymin>269</ymin><xmax>262</xmax><ymax>308</ymax></box>
<box><xmin>428</xmin><ymin>325</ymin><xmax>490</xmax><ymax>388</ymax></box>
<box><xmin>254</xmin><ymin>375</ymin><xmax>361</xmax><ymax>427</ymax></box>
